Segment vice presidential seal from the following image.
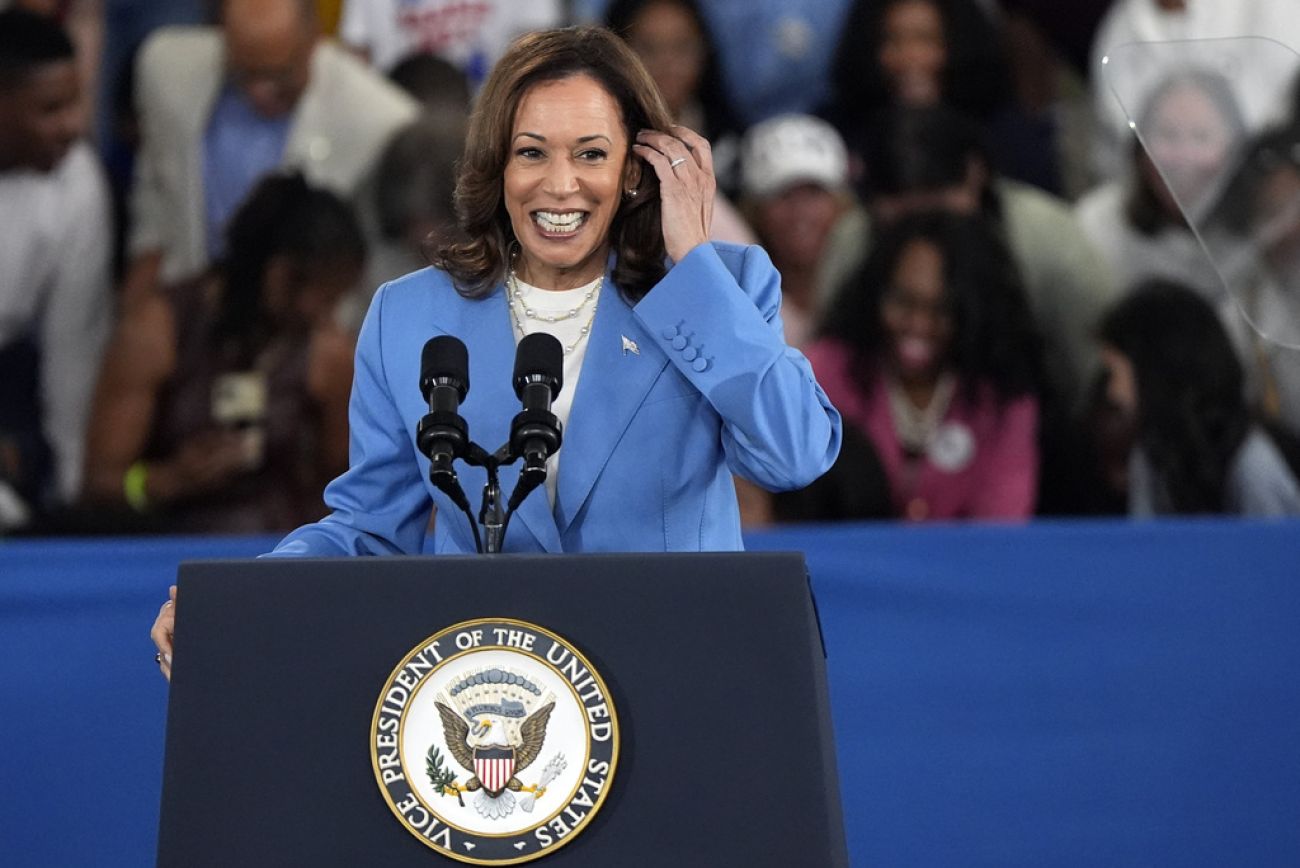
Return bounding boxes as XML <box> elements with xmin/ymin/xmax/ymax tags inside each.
<box><xmin>370</xmin><ymin>618</ymin><xmax>619</xmax><ymax>864</ymax></box>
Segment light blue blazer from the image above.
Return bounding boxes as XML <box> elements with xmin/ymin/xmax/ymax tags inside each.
<box><xmin>270</xmin><ymin>242</ymin><xmax>841</xmax><ymax>556</ymax></box>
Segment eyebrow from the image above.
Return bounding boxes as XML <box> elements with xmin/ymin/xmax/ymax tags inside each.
<box><xmin>513</xmin><ymin>133</ymin><xmax>615</xmax><ymax>145</ymax></box>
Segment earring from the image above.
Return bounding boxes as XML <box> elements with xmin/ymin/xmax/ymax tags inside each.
<box><xmin>624</xmin><ymin>188</ymin><xmax>638</xmax><ymax>199</ymax></box>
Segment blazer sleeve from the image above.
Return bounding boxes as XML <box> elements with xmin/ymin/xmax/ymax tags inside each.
<box><xmin>632</xmin><ymin>243</ymin><xmax>842</xmax><ymax>490</ymax></box>
<box><xmin>267</xmin><ymin>284</ymin><xmax>432</xmax><ymax>556</ymax></box>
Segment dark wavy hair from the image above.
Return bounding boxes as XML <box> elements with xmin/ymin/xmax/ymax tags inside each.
<box><xmin>822</xmin><ymin>211</ymin><xmax>1043</xmax><ymax>404</ymax></box>
<box><xmin>829</xmin><ymin>0</ymin><xmax>1011</xmax><ymax>133</ymax></box>
<box><xmin>1098</xmin><ymin>280</ymin><xmax>1250</xmax><ymax>513</ymax></box>
<box><xmin>604</xmin><ymin>0</ymin><xmax>742</xmax><ymax>142</ymax></box>
<box><xmin>217</xmin><ymin>172</ymin><xmax>364</xmax><ymax>362</ymax></box>
<box><xmin>435</xmin><ymin>25</ymin><xmax>675</xmax><ymax>301</ymax></box>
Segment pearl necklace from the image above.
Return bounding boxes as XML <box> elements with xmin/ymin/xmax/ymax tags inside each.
<box><xmin>507</xmin><ymin>269</ymin><xmax>600</xmax><ymax>322</ymax></box>
<box><xmin>506</xmin><ymin>269</ymin><xmax>603</xmax><ymax>355</ymax></box>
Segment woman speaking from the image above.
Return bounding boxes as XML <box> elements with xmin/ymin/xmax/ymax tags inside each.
<box><xmin>152</xmin><ymin>25</ymin><xmax>841</xmax><ymax>674</ymax></box>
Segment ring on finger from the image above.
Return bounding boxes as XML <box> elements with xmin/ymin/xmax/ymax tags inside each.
<box><xmin>669</xmin><ymin>157</ymin><xmax>687</xmax><ymax>168</ymax></box>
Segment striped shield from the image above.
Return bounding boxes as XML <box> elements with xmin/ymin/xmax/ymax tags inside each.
<box><xmin>474</xmin><ymin>747</ymin><xmax>516</xmax><ymax>796</ymax></box>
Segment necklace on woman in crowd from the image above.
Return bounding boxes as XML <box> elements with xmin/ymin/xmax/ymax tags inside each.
<box><xmin>888</xmin><ymin>373</ymin><xmax>956</xmax><ymax>457</ymax></box>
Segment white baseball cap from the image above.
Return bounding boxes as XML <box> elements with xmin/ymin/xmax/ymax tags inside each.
<box><xmin>741</xmin><ymin>114</ymin><xmax>849</xmax><ymax>199</ymax></box>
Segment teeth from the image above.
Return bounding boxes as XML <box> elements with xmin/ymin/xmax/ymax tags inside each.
<box><xmin>534</xmin><ymin>211</ymin><xmax>585</xmax><ymax>233</ymax></box>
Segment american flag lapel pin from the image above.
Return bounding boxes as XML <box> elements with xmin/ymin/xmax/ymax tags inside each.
<box><xmin>621</xmin><ymin>335</ymin><xmax>640</xmax><ymax>355</ymax></box>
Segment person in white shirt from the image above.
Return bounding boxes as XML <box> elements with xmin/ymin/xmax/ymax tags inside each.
<box><xmin>1076</xmin><ymin>68</ymin><xmax>1247</xmax><ymax>303</ymax></box>
<box><xmin>0</xmin><ymin>8</ymin><xmax>112</xmax><ymax>529</ymax></box>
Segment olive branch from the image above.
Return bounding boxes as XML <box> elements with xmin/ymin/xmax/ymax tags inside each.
<box><xmin>426</xmin><ymin>744</ymin><xmax>465</xmax><ymax>806</ymax></box>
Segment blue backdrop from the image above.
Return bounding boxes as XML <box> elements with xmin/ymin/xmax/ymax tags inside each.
<box><xmin>2</xmin><ymin>519</ymin><xmax>1298</xmax><ymax>866</ymax></box>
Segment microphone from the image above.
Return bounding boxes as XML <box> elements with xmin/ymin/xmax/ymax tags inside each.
<box><xmin>416</xmin><ymin>336</ymin><xmax>470</xmax><ymax>490</ymax></box>
<box><xmin>507</xmin><ymin>333</ymin><xmax>563</xmax><ymax>509</ymax></box>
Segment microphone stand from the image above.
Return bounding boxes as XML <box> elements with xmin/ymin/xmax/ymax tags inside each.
<box><xmin>462</xmin><ymin>443</ymin><xmax>513</xmax><ymax>554</ymax></box>
<box><xmin>425</xmin><ymin>434</ymin><xmax>539</xmax><ymax>555</ymax></box>
<box><xmin>460</xmin><ymin>440</ymin><xmax>556</xmax><ymax>554</ymax></box>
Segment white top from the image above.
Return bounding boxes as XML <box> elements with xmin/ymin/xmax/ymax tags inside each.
<box><xmin>506</xmin><ymin>273</ymin><xmax>603</xmax><ymax>508</ymax></box>
<box><xmin>0</xmin><ymin>142</ymin><xmax>113</xmax><ymax>503</ymax></box>
<box><xmin>1074</xmin><ymin>179</ymin><xmax>1225</xmax><ymax>300</ymax></box>
<box><xmin>1129</xmin><ymin>428</ymin><xmax>1300</xmax><ymax>517</ymax></box>
<box><xmin>340</xmin><ymin>0</ymin><xmax>563</xmax><ymax>76</ymax></box>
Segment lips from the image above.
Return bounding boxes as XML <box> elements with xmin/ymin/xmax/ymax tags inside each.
<box><xmin>532</xmin><ymin>210</ymin><xmax>587</xmax><ymax>236</ymax></box>
<box><xmin>895</xmin><ymin>336</ymin><xmax>937</xmax><ymax>371</ymax></box>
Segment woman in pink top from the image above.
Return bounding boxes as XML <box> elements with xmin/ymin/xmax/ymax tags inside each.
<box><xmin>803</xmin><ymin>212</ymin><xmax>1044</xmax><ymax>521</ymax></box>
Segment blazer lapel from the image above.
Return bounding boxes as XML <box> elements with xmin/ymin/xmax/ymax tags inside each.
<box><xmin>554</xmin><ymin>282</ymin><xmax>668</xmax><ymax>533</ymax></box>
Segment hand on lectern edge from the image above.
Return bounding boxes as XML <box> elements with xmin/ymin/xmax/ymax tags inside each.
<box><xmin>151</xmin><ymin>585</ymin><xmax>177</xmax><ymax>681</ymax></box>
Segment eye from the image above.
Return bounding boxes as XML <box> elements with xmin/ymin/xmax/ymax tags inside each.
<box><xmin>577</xmin><ymin>148</ymin><xmax>608</xmax><ymax>162</ymax></box>
<box><xmin>515</xmin><ymin>146</ymin><xmax>544</xmax><ymax>160</ymax></box>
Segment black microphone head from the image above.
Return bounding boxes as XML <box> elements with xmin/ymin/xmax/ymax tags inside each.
<box><xmin>513</xmin><ymin>332</ymin><xmax>563</xmax><ymax>399</ymax></box>
<box><xmin>420</xmin><ymin>335</ymin><xmax>469</xmax><ymax>401</ymax></box>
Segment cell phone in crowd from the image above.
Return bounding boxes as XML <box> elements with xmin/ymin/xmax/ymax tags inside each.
<box><xmin>211</xmin><ymin>371</ymin><xmax>267</xmax><ymax>469</ymax></box>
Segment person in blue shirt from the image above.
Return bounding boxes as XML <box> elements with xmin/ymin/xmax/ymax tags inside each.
<box><xmin>576</xmin><ymin>0</ymin><xmax>854</xmax><ymax>124</ymax></box>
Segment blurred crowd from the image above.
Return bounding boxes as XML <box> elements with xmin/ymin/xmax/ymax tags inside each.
<box><xmin>2</xmin><ymin>0</ymin><xmax>1299</xmax><ymax>536</ymax></box>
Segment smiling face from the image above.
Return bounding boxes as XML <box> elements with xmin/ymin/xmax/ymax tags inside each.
<box><xmin>625</xmin><ymin>0</ymin><xmax>704</xmax><ymax>119</ymax></box>
<box><xmin>879</xmin><ymin>0</ymin><xmax>946</xmax><ymax>107</ymax></box>
<box><xmin>1141</xmin><ymin>81</ymin><xmax>1238</xmax><ymax>217</ymax></box>
<box><xmin>880</xmin><ymin>237</ymin><xmax>953</xmax><ymax>384</ymax></box>
<box><xmin>0</xmin><ymin>60</ymin><xmax>82</xmax><ymax>172</ymax></box>
<box><xmin>503</xmin><ymin>74</ymin><xmax>639</xmax><ymax>290</ymax></box>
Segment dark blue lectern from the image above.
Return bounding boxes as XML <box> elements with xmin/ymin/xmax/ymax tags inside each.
<box><xmin>156</xmin><ymin>553</ymin><xmax>848</xmax><ymax>867</ymax></box>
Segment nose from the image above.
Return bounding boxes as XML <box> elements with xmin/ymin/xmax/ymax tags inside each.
<box><xmin>900</xmin><ymin>308</ymin><xmax>933</xmax><ymax>336</ymax></box>
<box><xmin>896</xmin><ymin>298</ymin><xmax>945</xmax><ymax>336</ymax></box>
<box><xmin>898</xmin><ymin>43</ymin><xmax>925</xmax><ymax>72</ymax></box>
<box><xmin>542</xmin><ymin>156</ymin><xmax>580</xmax><ymax>197</ymax></box>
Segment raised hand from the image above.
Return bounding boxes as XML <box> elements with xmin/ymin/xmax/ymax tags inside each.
<box><xmin>633</xmin><ymin>125</ymin><xmax>715</xmax><ymax>263</ymax></box>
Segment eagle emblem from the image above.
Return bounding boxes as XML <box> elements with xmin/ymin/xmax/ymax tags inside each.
<box><xmin>372</xmin><ymin>618</ymin><xmax>619</xmax><ymax>863</ymax></box>
<box><xmin>429</xmin><ymin>667</ymin><xmax>566</xmax><ymax>820</ymax></box>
